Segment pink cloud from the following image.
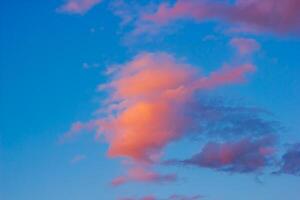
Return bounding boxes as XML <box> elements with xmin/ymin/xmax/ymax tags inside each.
<box><xmin>111</xmin><ymin>166</ymin><xmax>177</xmax><ymax>186</ymax></box>
<box><xmin>62</xmin><ymin>52</ymin><xmax>275</xmax><ymax>184</ymax></box>
<box><xmin>57</xmin><ymin>0</ymin><xmax>102</xmax><ymax>14</ymax></box>
<box><xmin>141</xmin><ymin>0</ymin><xmax>300</xmax><ymax>35</ymax></box>
<box><xmin>141</xmin><ymin>196</ymin><xmax>156</xmax><ymax>200</ymax></box>
<box><xmin>118</xmin><ymin>198</ymin><xmax>136</xmax><ymax>200</ymax></box>
<box><xmin>179</xmin><ymin>136</ymin><xmax>276</xmax><ymax>173</ymax></box>
<box><xmin>118</xmin><ymin>196</ymin><xmax>156</xmax><ymax>200</ymax></box>
<box><xmin>230</xmin><ymin>38</ymin><xmax>261</xmax><ymax>55</ymax></box>
<box><xmin>59</xmin><ymin>120</ymin><xmax>95</xmax><ymax>143</ymax></box>
<box><xmin>118</xmin><ymin>194</ymin><xmax>203</xmax><ymax>200</ymax></box>
<box><xmin>142</xmin><ymin>0</ymin><xmax>210</xmax><ymax>25</ymax></box>
<box><xmin>97</xmin><ymin>52</ymin><xmax>255</xmax><ymax>162</ymax></box>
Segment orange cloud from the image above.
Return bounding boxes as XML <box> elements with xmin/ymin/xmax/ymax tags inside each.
<box><xmin>97</xmin><ymin>52</ymin><xmax>255</xmax><ymax>162</ymax></box>
<box><xmin>63</xmin><ymin>52</ymin><xmax>260</xmax><ymax>184</ymax></box>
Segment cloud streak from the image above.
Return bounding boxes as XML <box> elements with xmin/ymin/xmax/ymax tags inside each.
<box><xmin>140</xmin><ymin>0</ymin><xmax>300</xmax><ymax>35</ymax></box>
<box><xmin>168</xmin><ymin>194</ymin><xmax>203</xmax><ymax>200</ymax></box>
<box><xmin>118</xmin><ymin>194</ymin><xmax>203</xmax><ymax>200</ymax></box>
<box><xmin>189</xmin><ymin>98</ymin><xmax>279</xmax><ymax>139</ymax></box>
<box><xmin>111</xmin><ymin>166</ymin><xmax>177</xmax><ymax>186</ymax></box>
<box><xmin>57</xmin><ymin>0</ymin><xmax>102</xmax><ymax>14</ymax></box>
<box><xmin>70</xmin><ymin>154</ymin><xmax>86</xmax><ymax>164</ymax></box>
<box><xmin>173</xmin><ymin>136</ymin><xmax>276</xmax><ymax>173</ymax></box>
<box><xmin>230</xmin><ymin>37</ymin><xmax>261</xmax><ymax>55</ymax></box>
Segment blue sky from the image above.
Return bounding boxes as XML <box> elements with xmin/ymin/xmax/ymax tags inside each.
<box><xmin>1</xmin><ymin>0</ymin><xmax>300</xmax><ymax>200</ymax></box>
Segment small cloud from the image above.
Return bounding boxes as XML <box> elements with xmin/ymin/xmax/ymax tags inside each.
<box><xmin>202</xmin><ymin>35</ymin><xmax>218</xmax><ymax>42</ymax></box>
<box><xmin>274</xmin><ymin>143</ymin><xmax>300</xmax><ymax>176</ymax></box>
<box><xmin>168</xmin><ymin>194</ymin><xmax>204</xmax><ymax>200</ymax></box>
<box><xmin>57</xmin><ymin>0</ymin><xmax>102</xmax><ymax>15</ymax></box>
<box><xmin>89</xmin><ymin>26</ymin><xmax>105</xmax><ymax>33</ymax></box>
<box><xmin>118</xmin><ymin>194</ymin><xmax>203</xmax><ymax>200</ymax></box>
<box><xmin>230</xmin><ymin>37</ymin><xmax>261</xmax><ymax>55</ymax></box>
<box><xmin>90</xmin><ymin>28</ymin><xmax>96</xmax><ymax>33</ymax></box>
<box><xmin>141</xmin><ymin>196</ymin><xmax>156</xmax><ymax>200</ymax></box>
<box><xmin>173</xmin><ymin>136</ymin><xmax>277</xmax><ymax>174</ymax></box>
<box><xmin>109</xmin><ymin>0</ymin><xmax>136</xmax><ymax>26</ymax></box>
<box><xmin>70</xmin><ymin>154</ymin><xmax>86</xmax><ymax>164</ymax></box>
<box><xmin>83</xmin><ymin>62</ymin><xmax>90</xmax><ymax>69</ymax></box>
<box><xmin>111</xmin><ymin>166</ymin><xmax>177</xmax><ymax>186</ymax></box>
<box><xmin>82</xmin><ymin>62</ymin><xmax>100</xmax><ymax>69</ymax></box>
<box><xmin>59</xmin><ymin>120</ymin><xmax>96</xmax><ymax>143</ymax></box>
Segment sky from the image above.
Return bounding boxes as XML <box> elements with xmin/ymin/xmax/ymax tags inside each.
<box><xmin>1</xmin><ymin>0</ymin><xmax>300</xmax><ymax>200</ymax></box>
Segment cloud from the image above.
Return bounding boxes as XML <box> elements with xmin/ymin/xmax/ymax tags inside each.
<box><xmin>118</xmin><ymin>194</ymin><xmax>203</xmax><ymax>200</ymax></box>
<box><xmin>82</xmin><ymin>62</ymin><xmax>100</xmax><ymax>69</ymax></box>
<box><xmin>140</xmin><ymin>196</ymin><xmax>156</xmax><ymax>200</ymax></box>
<box><xmin>109</xmin><ymin>0</ymin><xmax>137</xmax><ymax>26</ymax></box>
<box><xmin>189</xmin><ymin>98</ymin><xmax>279</xmax><ymax>139</ymax></box>
<box><xmin>62</xmin><ymin>51</ymin><xmax>286</xmax><ymax>183</ymax></box>
<box><xmin>70</xmin><ymin>154</ymin><xmax>86</xmax><ymax>164</ymax></box>
<box><xmin>118</xmin><ymin>198</ymin><xmax>136</xmax><ymax>200</ymax></box>
<box><xmin>175</xmin><ymin>136</ymin><xmax>276</xmax><ymax>173</ymax></box>
<box><xmin>140</xmin><ymin>0</ymin><xmax>300</xmax><ymax>35</ymax></box>
<box><xmin>57</xmin><ymin>0</ymin><xmax>102</xmax><ymax>14</ymax></box>
<box><xmin>118</xmin><ymin>196</ymin><xmax>156</xmax><ymax>200</ymax></box>
<box><xmin>111</xmin><ymin>166</ymin><xmax>177</xmax><ymax>186</ymax></box>
<box><xmin>202</xmin><ymin>35</ymin><xmax>218</xmax><ymax>42</ymax></box>
<box><xmin>168</xmin><ymin>194</ymin><xmax>203</xmax><ymax>200</ymax></box>
<box><xmin>275</xmin><ymin>143</ymin><xmax>300</xmax><ymax>176</ymax></box>
<box><xmin>230</xmin><ymin>38</ymin><xmax>261</xmax><ymax>55</ymax></box>
<box><xmin>96</xmin><ymin>52</ymin><xmax>255</xmax><ymax>162</ymax></box>
<box><xmin>59</xmin><ymin>121</ymin><xmax>95</xmax><ymax>143</ymax></box>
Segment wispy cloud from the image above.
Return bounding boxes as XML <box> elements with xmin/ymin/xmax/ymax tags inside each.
<box><xmin>109</xmin><ymin>0</ymin><xmax>137</xmax><ymax>26</ymax></box>
<box><xmin>139</xmin><ymin>0</ymin><xmax>300</xmax><ymax>35</ymax></box>
<box><xmin>118</xmin><ymin>194</ymin><xmax>203</xmax><ymax>200</ymax></box>
<box><xmin>57</xmin><ymin>0</ymin><xmax>102</xmax><ymax>14</ymax></box>
<box><xmin>111</xmin><ymin>166</ymin><xmax>177</xmax><ymax>186</ymax></box>
<box><xmin>70</xmin><ymin>154</ymin><xmax>86</xmax><ymax>164</ymax></box>
<box><xmin>170</xmin><ymin>136</ymin><xmax>276</xmax><ymax>174</ymax></box>
<box><xmin>187</xmin><ymin>98</ymin><xmax>279</xmax><ymax>139</ymax></box>
<box><xmin>275</xmin><ymin>143</ymin><xmax>300</xmax><ymax>176</ymax></box>
<box><xmin>168</xmin><ymin>194</ymin><xmax>204</xmax><ymax>200</ymax></box>
<box><xmin>230</xmin><ymin>37</ymin><xmax>261</xmax><ymax>55</ymax></box>
<box><xmin>59</xmin><ymin>121</ymin><xmax>95</xmax><ymax>143</ymax></box>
